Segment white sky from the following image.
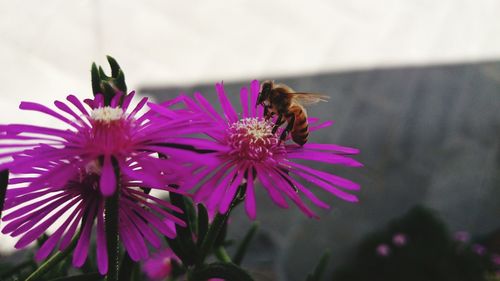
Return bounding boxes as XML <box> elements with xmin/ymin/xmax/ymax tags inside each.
<box><xmin>1</xmin><ymin>0</ymin><xmax>500</xmax><ymax>253</ymax></box>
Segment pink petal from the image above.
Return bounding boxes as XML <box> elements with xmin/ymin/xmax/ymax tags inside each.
<box><xmin>72</xmin><ymin>202</ymin><xmax>97</xmax><ymax>267</ymax></box>
<box><xmin>100</xmin><ymin>155</ymin><xmax>116</xmax><ymax>196</ymax></box>
<box><xmin>240</xmin><ymin>87</ymin><xmax>249</xmax><ymax>118</ymax></box>
<box><xmin>250</xmin><ymin>80</ymin><xmax>260</xmax><ymax>117</ymax></box>
<box><xmin>219</xmin><ymin>167</ymin><xmax>245</xmax><ymax>214</ymax></box>
<box><xmin>244</xmin><ymin>169</ymin><xmax>257</xmax><ymax>219</ymax></box>
<box><xmin>215</xmin><ymin>82</ymin><xmax>238</xmax><ymax>123</ymax></box>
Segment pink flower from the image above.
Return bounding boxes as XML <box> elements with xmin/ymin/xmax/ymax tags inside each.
<box><xmin>0</xmin><ymin>92</ymin><xmax>208</xmax><ymax>273</ymax></box>
<box><xmin>153</xmin><ymin>80</ymin><xmax>362</xmax><ymax>218</ymax></box>
<box><xmin>143</xmin><ymin>249</ymin><xmax>179</xmax><ymax>280</ymax></box>
<box><xmin>472</xmin><ymin>244</ymin><xmax>486</xmax><ymax>256</ymax></box>
<box><xmin>143</xmin><ymin>248</ymin><xmax>224</xmax><ymax>281</ymax></box>
<box><xmin>453</xmin><ymin>231</ymin><xmax>470</xmax><ymax>243</ymax></box>
<box><xmin>376</xmin><ymin>244</ymin><xmax>391</xmax><ymax>257</ymax></box>
<box><xmin>492</xmin><ymin>254</ymin><xmax>500</xmax><ymax>266</ymax></box>
<box><xmin>392</xmin><ymin>233</ymin><xmax>407</xmax><ymax>247</ymax></box>
<box><xmin>0</xmin><ymin>92</ymin><xmax>205</xmax><ymax>196</ymax></box>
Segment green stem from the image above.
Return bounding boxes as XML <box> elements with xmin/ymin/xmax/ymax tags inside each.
<box><xmin>105</xmin><ymin>191</ymin><xmax>120</xmax><ymax>281</ymax></box>
<box><xmin>25</xmin><ymin>231</ymin><xmax>81</xmax><ymax>281</ymax></box>
<box><xmin>233</xmin><ymin>222</ymin><xmax>259</xmax><ymax>265</ymax></box>
<box><xmin>214</xmin><ymin>247</ymin><xmax>232</xmax><ymax>263</ymax></box>
<box><xmin>105</xmin><ymin>160</ymin><xmax>120</xmax><ymax>281</ymax></box>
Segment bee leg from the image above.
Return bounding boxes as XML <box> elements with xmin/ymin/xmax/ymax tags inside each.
<box><xmin>279</xmin><ymin>113</ymin><xmax>295</xmax><ymax>143</ymax></box>
<box><xmin>272</xmin><ymin>114</ymin><xmax>284</xmax><ymax>134</ymax></box>
<box><xmin>264</xmin><ymin>105</ymin><xmax>273</xmax><ymax>120</ymax></box>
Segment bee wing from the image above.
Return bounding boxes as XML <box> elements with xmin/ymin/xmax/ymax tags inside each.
<box><xmin>291</xmin><ymin>92</ymin><xmax>330</xmax><ymax>105</ymax></box>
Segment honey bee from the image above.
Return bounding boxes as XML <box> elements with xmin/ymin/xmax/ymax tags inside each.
<box><xmin>256</xmin><ymin>80</ymin><xmax>329</xmax><ymax>145</ymax></box>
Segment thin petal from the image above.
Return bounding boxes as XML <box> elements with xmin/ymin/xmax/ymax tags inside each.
<box><xmin>216</xmin><ymin>82</ymin><xmax>238</xmax><ymax>123</ymax></box>
<box><xmin>219</xmin><ymin>167</ymin><xmax>245</xmax><ymax>214</ymax></box>
<box><xmin>244</xmin><ymin>168</ymin><xmax>257</xmax><ymax>219</ymax></box>
<box><xmin>73</xmin><ymin>202</ymin><xmax>97</xmax><ymax>267</ymax></box>
<box><xmin>250</xmin><ymin>80</ymin><xmax>260</xmax><ymax>117</ymax></box>
<box><xmin>240</xmin><ymin>86</ymin><xmax>249</xmax><ymax>118</ymax></box>
<box><xmin>100</xmin><ymin>155</ymin><xmax>116</xmax><ymax>196</ymax></box>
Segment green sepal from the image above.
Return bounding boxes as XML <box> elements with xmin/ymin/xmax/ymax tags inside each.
<box><xmin>190</xmin><ymin>262</ymin><xmax>254</xmax><ymax>281</ymax></box>
<box><xmin>106</xmin><ymin>56</ymin><xmax>120</xmax><ymax>77</ymax></box>
<box><xmin>306</xmin><ymin>251</ymin><xmax>330</xmax><ymax>281</ymax></box>
<box><xmin>91</xmin><ymin>63</ymin><xmax>101</xmax><ymax>97</ymax></box>
<box><xmin>90</xmin><ymin>56</ymin><xmax>127</xmax><ymax>106</ymax></box>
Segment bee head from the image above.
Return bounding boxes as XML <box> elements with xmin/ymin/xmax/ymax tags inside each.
<box><xmin>257</xmin><ymin>80</ymin><xmax>273</xmax><ymax>106</ymax></box>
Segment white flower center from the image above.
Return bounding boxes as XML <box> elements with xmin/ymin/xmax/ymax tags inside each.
<box><xmin>90</xmin><ymin>106</ymin><xmax>124</xmax><ymax>123</ymax></box>
<box><xmin>230</xmin><ymin>117</ymin><xmax>273</xmax><ymax>141</ymax></box>
<box><xmin>226</xmin><ymin>117</ymin><xmax>283</xmax><ymax>161</ymax></box>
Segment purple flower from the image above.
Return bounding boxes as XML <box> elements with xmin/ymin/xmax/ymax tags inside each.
<box><xmin>143</xmin><ymin>248</ymin><xmax>224</xmax><ymax>281</ymax></box>
<box><xmin>392</xmin><ymin>233</ymin><xmax>407</xmax><ymax>247</ymax></box>
<box><xmin>154</xmin><ymin>80</ymin><xmax>362</xmax><ymax>218</ymax></box>
<box><xmin>453</xmin><ymin>231</ymin><xmax>470</xmax><ymax>243</ymax></box>
<box><xmin>0</xmin><ymin>92</ymin><xmax>205</xmax><ymax>196</ymax></box>
<box><xmin>376</xmin><ymin>244</ymin><xmax>391</xmax><ymax>257</ymax></box>
<box><xmin>492</xmin><ymin>254</ymin><xmax>500</xmax><ymax>266</ymax></box>
<box><xmin>2</xmin><ymin>158</ymin><xmax>186</xmax><ymax>274</ymax></box>
<box><xmin>0</xmin><ymin>92</ymin><xmax>207</xmax><ymax>273</ymax></box>
<box><xmin>143</xmin><ymin>248</ymin><xmax>179</xmax><ymax>280</ymax></box>
<box><xmin>472</xmin><ymin>244</ymin><xmax>486</xmax><ymax>256</ymax></box>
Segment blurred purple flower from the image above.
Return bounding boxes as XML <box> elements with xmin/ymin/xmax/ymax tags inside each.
<box><xmin>392</xmin><ymin>233</ymin><xmax>407</xmax><ymax>247</ymax></box>
<box><xmin>492</xmin><ymin>254</ymin><xmax>500</xmax><ymax>266</ymax></box>
<box><xmin>453</xmin><ymin>231</ymin><xmax>470</xmax><ymax>243</ymax></box>
<box><xmin>472</xmin><ymin>244</ymin><xmax>486</xmax><ymax>256</ymax></box>
<box><xmin>156</xmin><ymin>80</ymin><xmax>362</xmax><ymax>218</ymax></box>
<box><xmin>143</xmin><ymin>248</ymin><xmax>179</xmax><ymax>280</ymax></box>
<box><xmin>376</xmin><ymin>244</ymin><xmax>391</xmax><ymax>257</ymax></box>
<box><xmin>143</xmin><ymin>248</ymin><xmax>223</xmax><ymax>281</ymax></box>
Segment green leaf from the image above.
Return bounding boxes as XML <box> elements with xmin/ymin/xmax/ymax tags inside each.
<box><xmin>214</xmin><ymin>247</ymin><xmax>232</xmax><ymax>263</ymax></box>
<box><xmin>191</xmin><ymin>262</ymin><xmax>254</xmax><ymax>281</ymax></box>
<box><xmin>25</xmin><ymin>230</ymin><xmax>81</xmax><ymax>281</ymax></box>
<box><xmin>233</xmin><ymin>222</ymin><xmax>259</xmax><ymax>265</ymax></box>
<box><xmin>196</xmin><ymin>211</ymin><xmax>230</xmax><ymax>266</ymax></box>
<box><xmin>196</xmin><ymin>204</ymin><xmax>209</xmax><ymax>248</ymax></box>
<box><xmin>48</xmin><ymin>272</ymin><xmax>103</xmax><ymax>281</ymax></box>
<box><xmin>0</xmin><ymin>170</ymin><xmax>8</xmax><ymax>221</ymax></box>
<box><xmin>169</xmin><ymin>192</ymin><xmax>197</xmax><ymax>266</ymax></box>
<box><xmin>118</xmin><ymin>251</ymin><xmax>136</xmax><ymax>281</ymax></box>
<box><xmin>306</xmin><ymin>251</ymin><xmax>330</xmax><ymax>281</ymax></box>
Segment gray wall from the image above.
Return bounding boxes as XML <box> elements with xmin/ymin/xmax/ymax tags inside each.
<box><xmin>142</xmin><ymin>61</ymin><xmax>500</xmax><ymax>281</ymax></box>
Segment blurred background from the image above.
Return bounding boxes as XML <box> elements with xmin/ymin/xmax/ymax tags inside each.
<box><xmin>1</xmin><ymin>0</ymin><xmax>500</xmax><ymax>280</ymax></box>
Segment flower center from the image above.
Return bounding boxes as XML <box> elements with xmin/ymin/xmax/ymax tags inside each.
<box><xmin>87</xmin><ymin>106</ymin><xmax>133</xmax><ymax>154</ymax></box>
<box><xmin>226</xmin><ymin>117</ymin><xmax>283</xmax><ymax>161</ymax></box>
<box><xmin>90</xmin><ymin>106</ymin><xmax>124</xmax><ymax>123</ymax></box>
